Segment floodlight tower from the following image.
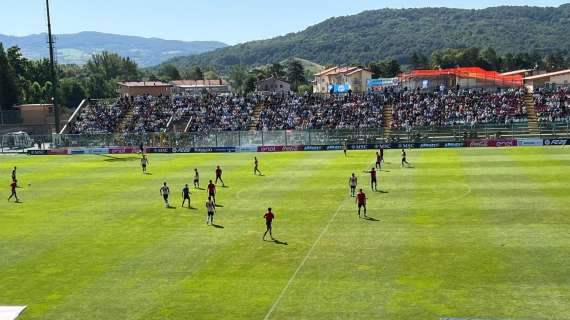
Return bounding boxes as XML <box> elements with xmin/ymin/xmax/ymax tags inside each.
<box><xmin>46</xmin><ymin>0</ymin><xmax>60</xmax><ymax>133</ymax></box>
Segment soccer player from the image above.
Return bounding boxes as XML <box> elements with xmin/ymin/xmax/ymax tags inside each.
<box><xmin>215</xmin><ymin>166</ymin><xmax>225</xmax><ymax>186</ymax></box>
<box><xmin>181</xmin><ymin>184</ymin><xmax>191</xmax><ymax>208</ymax></box>
<box><xmin>140</xmin><ymin>155</ymin><xmax>149</xmax><ymax>173</ymax></box>
<box><xmin>206</xmin><ymin>196</ymin><xmax>216</xmax><ymax>225</ymax></box>
<box><xmin>364</xmin><ymin>168</ymin><xmax>378</xmax><ymax>191</ymax></box>
<box><xmin>263</xmin><ymin>208</ymin><xmax>275</xmax><ymax>241</ymax></box>
<box><xmin>193</xmin><ymin>168</ymin><xmax>200</xmax><ymax>188</ymax></box>
<box><xmin>380</xmin><ymin>147</ymin><xmax>385</xmax><ymax>163</ymax></box>
<box><xmin>401</xmin><ymin>149</ymin><xmax>410</xmax><ymax>167</ymax></box>
<box><xmin>375</xmin><ymin>152</ymin><xmax>382</xmax><ymax>170</ymax></box>
<box><xmin>207</xmin><ymin>180</ymin><xmax>216</xmax><ymax>204</ymax></box>
<box><xmin>343</xmin><ymin>143</ymin><xmax>347</xmax><ymax>157</ymax></box>
<box><xmin>11</xmin><ymin>166</ymin><xmax>17</xmax><ymax>182</ymax></box>
<box><xmin>254</xmin><ymin>157</ymin><xmax>262</xmax><ymax>176</ymax></box>
<box><xmin>8</xmin><ymin>179</ymin><xmax>19</xmax><ymax>202</ymax></box>
<box><xmin>356</xmin><ymin>189</ymin><xmax>367</xmax><ymax>218</ymax></box>
<box><xmin>349</xmin><ymin>173</ymin><xmax>358</xmax><ymax>197</ymax></box>
<box><xmin>160</xmin><ymin>182</ymin><xmax>170</xmax><ymax>207</ymax></box>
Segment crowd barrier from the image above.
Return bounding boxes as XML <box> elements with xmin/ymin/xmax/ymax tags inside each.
<box><xmin>26</xmin><ymin>138</ymin><xmax>568</xmax><ymax>156</ymax></box>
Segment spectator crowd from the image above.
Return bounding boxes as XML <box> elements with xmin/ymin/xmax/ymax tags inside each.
<box><xmin>68</xmin><ymin>88</ymin><xmax>568</xmax><ymax>135</ymax></box>
<box><xmin>533</xmin><ymin>87</ymin><xmax>569</xmax><ymax>123</ymax></box>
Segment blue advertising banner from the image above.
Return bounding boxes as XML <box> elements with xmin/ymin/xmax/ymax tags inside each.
<box><xmin>328</xmin><ymin>84</ymin><xmax>351</xmax><ymax>93</ymax></box>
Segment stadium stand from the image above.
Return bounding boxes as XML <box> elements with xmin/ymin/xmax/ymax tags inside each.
<box><xmin>533</xmin><ymin>87</ymin><xmax>570</xmax><ymax>123</ymax></box>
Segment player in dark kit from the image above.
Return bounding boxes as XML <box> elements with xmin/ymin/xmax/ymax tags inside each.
<box><xmin>380</xmin><ymin>147</ymin><xmax>384</xmax><ymax>163</ymax></box>
<box><xmin>401</xmin><ymin>149</ymin><xmax>410</xmax><ymax>167</ymax></box>
<box><xmin>8</xmin><ymin>179</ymin><xmax>19</xmax><ymax>202</ymax></box>
<box><xmin>356</xmin><ymin>189</ymin><xmax>367</xmax><ymax>218</ymax></box>
<box><xmin>207</xmin><ymin>180</ymin><xmax>216</xmax><ymax>204</ymax></box>
<box><xmin>364</xmin><ymin>168</ymin><xmax>378</xmax><ymax>191</ymax></box>
<box><xmin>263</xmin><ymin>208</ymin><xmax>275</xmax><ymax>241</ymax></box>
<box><xmin>254</xmin><ymin>157</ymin><xmax>262</xmax><ymax>176</ymax></box>
<box><xmin>375</xmin><ymin>152</ymin><xmax>382</xmax><ymax>170</ymax></box>
<box><xmin>343</xmin><ymin>143</ymin><xmax>347</xmax><ymax>156</ymax></box>
<box><xmin>181</xmin><ymin>184</ymin><xmax>191</xmax><ymax>208</ymax></box>
<box><xmin>215</xmin><ymin>166</ymin><xmax>225</xmax><ymax>186</ymax></box>
<box><xmin>193</xmin><ymin>169</ymin><xmax>200</xmax><ymax>188</ymax></box>
<box><xmin>140</xmin><ymin>155</ymin><xmax>149</xmax><ymax>173</ymax></box>
<box><xmin>11</xmin><ymin>166</ymin><xmax>17</xmax><ymax>182</ymax></box>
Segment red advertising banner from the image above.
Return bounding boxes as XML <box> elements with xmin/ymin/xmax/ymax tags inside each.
<box><xmin>109</xmin><ymin>147</ymin><xmax>137</xmax><ymax>154</ymax></box>
<box><xmin>257</xmin><ymin>145</ymin><xmax>304</xmax><ymax>152</ymax></box>
<box><xmin>47</xmin><ymin>149</ymin><xmax>69</xmax><ymax>155</ymax></box>
<box><xmin>487</xmin><ymin>139</ymin><xmax>518</xmax><ymax>147</ymax></box>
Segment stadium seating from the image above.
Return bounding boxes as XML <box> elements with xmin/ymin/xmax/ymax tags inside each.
<box><xmin>67</xmin><ymin>88</ymin><xmax>569</xmax><ymax>135</ymax></box>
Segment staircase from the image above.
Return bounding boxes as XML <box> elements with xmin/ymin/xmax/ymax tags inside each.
<box><xmin>383</xmin><ymin>104</ymin><xmax>394</xmax><ymax>138</ymax></box>
<box><xmin>117</xmin><ymin>106</ymin><xmax>135</xmax><ymax>132</ymax></box>
<box><xmin>524</xmin><ymin>92</ymin><xmax>540</xmax><ymax>135</ymax></box>
<box><xmin>249</xmin><ymin>102</ymin><xmax>265</xmax><ymax>131</ymax></box>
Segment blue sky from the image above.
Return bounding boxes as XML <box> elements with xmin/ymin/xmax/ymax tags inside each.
<box><xmin>1</xmin><ymin>0</ymin><xmax>568</xmax><ymax>44</ymax></box>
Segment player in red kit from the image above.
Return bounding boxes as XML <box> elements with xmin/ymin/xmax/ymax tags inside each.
<box><xmin>356</xmin><ymin>189</ymin><xmax>367</xmax><ymax>218</ymax></box>
<box><xmin>364</xmin><ymin>168</ymin><xmax>378</xmax><ymax>191</ymax></box>
<box><xmin>8</xmin><ymin>179</ymin><xmax>20</xmax><ymax>202</ymax></box>
<box><xmin>215</xmin><ymin>166</ymin><xmax>225</xmax><ymax>186</ymax></box>
<box><xmin>375</xmin><ymin>152</ymin><xmax>382</xmax><ymax>170</ymax></box>
<box><xmin>263</xmin><ymin>208</ymin><xmax>275</xmax><ymax>241</ymax></box>
<box><xmin>207</xmin><ymin>180</ymin><xmax>216</xmax><ymax>204</ymax></box>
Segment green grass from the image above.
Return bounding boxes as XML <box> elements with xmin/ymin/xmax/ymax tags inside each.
<box><xmin>1</xmin><ymin>147</ymin><xmax>570</xmax><ymax>320</ymax></box>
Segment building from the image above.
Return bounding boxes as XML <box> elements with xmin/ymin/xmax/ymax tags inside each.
<box><xmin>313</xmin><ymin>66</ymin><xmax>373</xmax><ymax>94</ymax></box>
<box><xmin>0</xmin><ymin>104</ymin><xmax>57</xmax><ymax>135</ymax></box>
<box><xmin>170</xmin><ymin>79</ymin><xmax>232</xmax><ymax>94</ymax></box>
<box><xmin>398</xmin><ymin>67</ymin><xmax>523</xmax><ymax>91</ymax></box>
<box><xmin>524</xmin><ymin>69</ymin><xmax>570</xmax><ymax>91</ymax></box>
<box><xmin>256</xmin><ymin>77</ymin><xmax>291</xmax><ymax>93</ymax></box>
<box><xmin>117</xmin><ymin>82</ymin><xmax>172</xmax><ymax>97</ymax></box>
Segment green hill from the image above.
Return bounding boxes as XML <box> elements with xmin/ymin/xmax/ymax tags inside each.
<box><xmin>161</xmin><ymin>4</ymin><xmax>570</xmax><ymax>72</ymax></box>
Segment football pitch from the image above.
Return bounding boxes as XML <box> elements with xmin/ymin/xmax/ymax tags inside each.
<box><xmin>1</xmin><ymin>147</ymin><xmax>569</xmax><ymax>320</ymax></box>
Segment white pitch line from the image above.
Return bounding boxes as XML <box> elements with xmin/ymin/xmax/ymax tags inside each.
<box><xmin>263</xmin><ymin>159</ymin><xmax>375</xmax><ymax>320</ymax></box>
<box><xmin>263</xmin><ymin>197</ymin><xmax>349</xmax><ymax>320</ymax></box>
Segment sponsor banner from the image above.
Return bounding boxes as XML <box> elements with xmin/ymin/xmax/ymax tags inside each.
<box><xmin>444</xmin><ymin>142</ymin><xmax>464</xmax><ymax>148</ymax></box>
<box><xmin>487</xmin><ymin>139</ymin><xmax>518</xmax><ymax>147</ymax></box>
<box><xmin>328</xmin><ymin>83</ymin><xmax>351</xmax><ymax>93</ymax></box>
<box><xmin>367</xmin><ymin>78</ymin><xmax>399</xmax><ymax>91</ymax></box>
<box><xmin>80</xmin><ymin>148</ymin><xmax>109</xmax><ymax>155</ymax></box>
<box><xmin>543</xmin><ymin>139</ymin><xmax>569</xmax><ymax>146</ymax></box>
<box><xmin>69</xmin><ymin>149</ymin><xmax>85</xmax><ymax>155</ymax></box>
<box><xmin>517</xmin><ymin>138</ymin><xmax>543</xmax><ymax>146</ymax></box>
<box><xmin>465</xmin><ymin>140</ymin><xmax>489</xmax><ymax>148</ymax></box>
<box><xmin>145</xmin><ymin>147</ymin><xmax>172</xmax><ymax>153</ymax></box>
<box><xmin>304</xmin><ymin>145</ymin><xmax>343</xmax><ymax>151</ymax></box>
<box><xmin>257</xmin><ymin>145</ymin><xmax>304</xmax><ymax>153</ymax></box>
<box><xmin>109</xmin><ymin>147</ymin><xmax>137</xmax><ymax>154</ymax></box>
<box><xmin>236</xmin><ymin>146</ymin><xmax>258</xmax><ymax>153</ymax></box>
<box><xmin>27</xmin><ymin>149</ymin><xmax>48</xmax><ymax>155</ymax></box>
<box><xmin>47</xmin><ymin>149</ymin><xmax>69</xmax><ymax>155</ymax></box>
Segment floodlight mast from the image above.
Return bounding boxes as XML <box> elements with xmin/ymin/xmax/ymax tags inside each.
<box><xmin>46</xmin><ymin>0</ymin><xmax>60</xmax><ymax>133</ymax></box>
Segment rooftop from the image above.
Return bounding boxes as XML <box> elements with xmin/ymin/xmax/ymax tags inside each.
<box><xmin>524</xmin><ymin>69</ymin><xmax>570</xmax><ymax>80</ymax></box>
<box><xmin>118</xmin><ymin>81</ymin><xmax>171</xmax><ymax>87</ymax></box>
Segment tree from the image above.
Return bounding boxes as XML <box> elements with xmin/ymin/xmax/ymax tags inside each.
<box><xmin>481</xmin><ymin>47</ymin><xmax>502</xmax><ymax>71</ymax></box>
<box><xmin>229</xmin><ymin>65</ymin><xmax>249</xmax><ymax>94</ymax></box>
<box><xmin>286</xmin><ymin>59</ymin><xmax>306</xmax><ymax>91</ymax></box>
<box><xmin>244</xmin><ymin>75</ymin><xmax>257</xmax><ymax>94</ymax></box>
<box><xmin>409</xmin><ymin>52</ymin><xmax>429</xmax><ymax>69</ymax></box>
<box><xmin>159</xmin><ymin>64</ymin><xmax>181</xmax><ymax>81</ymax></box>
<box><xmin>369</xmin><ymin>59</ymin><xmax>401</xmax><ymax>78</ymax></box>
<box><xmin>0</xmin><ymin>43</ymin><xmax>20</xmax><ymax>110</ymax></box>
<box><xmin>203</xmin><ymin>70</ymin><xmax>220</xmax><ymax>80</ymax></box>
<box><xmin>269</xmin><ymin>62</ymin><xmax>285</xmax><ymax>79</ymax></box>
<box><xmin>60</xmin><ymin>78</ymin><xmax>87</xmax><ymax>108</ymax></box>
<box><xmin>297</xmin><ymin>84</ymin><xmax>313</xmax><ymax>94</ymax></box>
<box><xmin>186</xmin><ymin>66</ymin><xmax>204</xmax><ymax>80</ymax></box>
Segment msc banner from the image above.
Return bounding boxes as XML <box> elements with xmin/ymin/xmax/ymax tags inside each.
<box><xmin>145</xmin><ymin>147</ymin><xmax>173</xmax><ymax>153</ymax></box>
<box><xmin>543</xmin><ymin>139</ymin><xmax>569</xmax><ymax>146</ymax></box>
<box><xmin>27</xmin><ymin>150</ymin><xmax>48</xmax><ymax>155</ymax></box>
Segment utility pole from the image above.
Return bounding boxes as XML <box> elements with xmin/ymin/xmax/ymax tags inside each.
<box><xmin>46</xmin><ymin>0</ymin><xmax>60</xmax><ymax>133</ymax></box>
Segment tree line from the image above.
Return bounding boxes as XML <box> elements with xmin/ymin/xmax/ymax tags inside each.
<box><xmin>2</xmin><ymin>42</ymin><xmax>570</xmax><ymax>112</ymax></box>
